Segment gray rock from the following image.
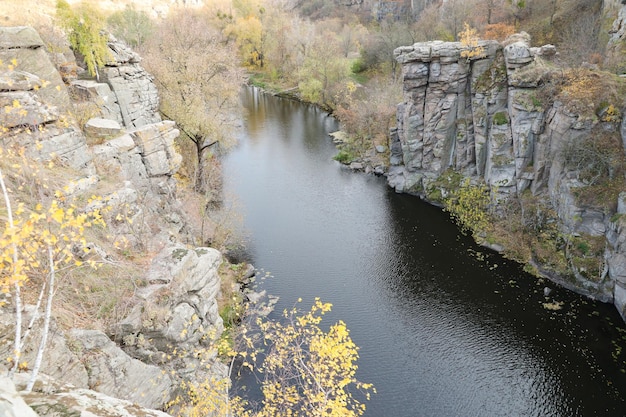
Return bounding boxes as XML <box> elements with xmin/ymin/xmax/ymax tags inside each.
<box><xmin>0</xmin><ymin>376</ymin><xmax>39</xmax><ymax>417</ymax></box>
<box><xmin>102</xmin><ymin>41</ymin><xmax>161</xmax><ymax>128</ymax></box>
<box><xmin>129</xmin><ymin>121</ymin><xmax>182</xmax><ymax>177</ymax></box>
<box><xmin>25</xmin><ymin>386</ymin><xmax>173</xmax><ymax>417</ymax></box>
<box><xmin>504</xmin><ymin>41</ymin><xmax>533</xmax><ymax>68</ymax></box>
<box><xmin>0</xmin><ymin>91</ymin><xmax>58</xmax><ymax>128</ymax></box>
<box><xmin>0</xmin><ymin>70</ymin><xmax>42</xmax><ymax>91</ymax></box>
<box><xmin>0</xmin><ymin>26</ymin><xmax>44</xmax><ymax>49</ymax></box>
<box><xmin>391</xmin><ymin>33</ymin><xmax>626</xmax><ymax>308</ymax></box>
<box><xmin>70</xmin><ymin>80</ymin><xmax>123</xmax><ymax>124</ymax></box>
<box><xmin>0</xmin><ymin>26</ymin><xmax>70</xmax><ymax>113</ymax></box>
<box><xmin>85</xmin><ymin>118</ymin><xmax>123</xmax><ymax>138</ymax></box>
<box><xmin>68</xmin><ymin>329</ymin><xmax>174</xmax><ymax>410</ymax></box>
<box><xmin>115</xmin><ymin>244</ymin><xmax>225</xmax><ymax>380</ymax></box>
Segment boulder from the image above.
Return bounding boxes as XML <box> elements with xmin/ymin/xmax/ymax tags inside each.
<box><xmin>85</xmin><ymin>117</ymin><xmax>123</xmax><ymax>138</ymax></box>
<box><xmin>67</xmin><ymin>329</ymin><xmax>174</xmax><ymax>410</ymax></box>
<box><xmin>0</xmin><ymin>376</ymin><xmax>39</xmax><ymax>417</ymax></box>
<box><xmin>115</xmin><ymin>244</ymin><xmax>225</xmax><ymax>380</ymax></box>
<box><xmin>25</xmin><ymin>386</ymin><xmax>173</xmax><ymax>417</ymax></box>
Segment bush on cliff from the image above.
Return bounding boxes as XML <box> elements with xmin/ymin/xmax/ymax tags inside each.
<box><xmin>56</xmin><ymin>0</ymin><xmax>110</xmax><ymax>79</ymax></box>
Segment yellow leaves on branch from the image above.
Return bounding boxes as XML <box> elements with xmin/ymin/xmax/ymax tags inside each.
<box><xmin>0</xmin><ymin>196</ymin><xmax>106</xmax><ymax>293</ymax></box>
<box><xmin>252</xmin><ymin>298</ymin><xmax>374</xmax><ymax>417</ymax></box>
<box><xmin>459</xmin><ymin>23</ymin><xmax>485</xmax><ymax>62</ymax></box>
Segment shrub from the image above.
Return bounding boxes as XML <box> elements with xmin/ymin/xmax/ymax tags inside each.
<box><xmin>56</xmin><ymin>0</ymin><xmax>110</xmax><ymax>79</ymax></box>
<box><xmin>492</xmin><ymin>111</ymin><xmax>508</xmax><ymax>125</ymax></box>
<box><xmin>481</xmin><ymin>23</ymin><xmax>516</xmax><ymax>42</ymax></box>
<box><xmin>561</xmin><ymin>129</ymin><xmax>624</xmax><ymax>188</ymax></box>
<box><xmin>106</xmin><ymin>5</ymin><xmax>154</xmax><ymax>48</ymax></box>
<box><xmin>445</xmin><ymin>178</ymin><xmax>491</xmax><ymax>237</ymax></box>
<box><xmin>333</xmin><ymin>150</ymin><xmax>354</xmax><ymax>164</ymax></box>
<box><xmin>351</xmin><ymin>58</ymin><xmax>367</xmax><ymax>74</ymax></box>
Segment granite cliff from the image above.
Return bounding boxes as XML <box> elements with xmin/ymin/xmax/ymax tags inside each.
<box><xmin>389</xmin><ymin>29</ymin><xmax>626</xmax><ymax>321</ymax></box>
<box><xmin>0</xmin><ymin>26</ymin><xmax>232</xmax><ymax>417</ymax></box>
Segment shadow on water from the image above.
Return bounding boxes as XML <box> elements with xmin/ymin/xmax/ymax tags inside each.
<box><xmin>226</xmin><ymin>87</ymin><xmax>626</xmax><ymax>417</ymax></box>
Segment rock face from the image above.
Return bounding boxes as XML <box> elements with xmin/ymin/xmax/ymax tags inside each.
<box><xmin>0</xmin><ymin>376</ymin><xmax>39</xmax><ymax>417</ymax></box>
<box><xmin>68</xmin><ymin>329</ymin><xmax>175</xmax><ymax>409</ymax></box>
<box><xmin>24</xmin><ymin>384</ymin><xmax>173</xmax><ymax>417</ymax></box>
<box><xmin>0</xmin><ymin>26</ymin><xmax>95</xmax><ymax>174</ymax></box>
<box><xmin>114</xmin><ymin>244</ymin><xmax>227</xmax><ymax>381</ymax></box>
<box><xmin>390</xmin><ymin>32</ymin><xmax>626</xmax><ymax>319</ymax></box>
<box><xmin>69</xmin><ymin>37</ymin><xmax>161</xmax><ymax>129</ymax></box>
<box><xmin>0</xmin><ymin>25</ymin><xmax>229</xmax><ymax>416</ymax></box>
<box><xmin>101</xmin><ymin>37</ymin><xmax>162</xmax><ymax>128</ymax></box>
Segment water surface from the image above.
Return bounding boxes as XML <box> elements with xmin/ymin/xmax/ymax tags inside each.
<box><xmin>223</xmin><ymin>87</ymin><xmax>626</xmax><ymax>416</ymax></box>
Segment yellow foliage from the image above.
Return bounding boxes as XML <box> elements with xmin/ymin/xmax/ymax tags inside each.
<box><xmin>459</xmin><ymin>23</ymin><xmax>485</xmax><ymax>62</ymax></box>
<box><xmin>172</xmin><ymin>298</ymin><xmax>374</xmax><ymax>417</ymax></box>
<box><xmin>445</xmin><ymin>178</ymin><xmax>492</xmax><ymax>237</ymax></box>
<box><xmin>0</xmin><ymin>148</ymin><xmax>108</xmax><ymax>298</ymax></box>
<box><xmin>250</xmin><ymin>298</ymin><xmax>373</xmax><ymax>417</ymax></box>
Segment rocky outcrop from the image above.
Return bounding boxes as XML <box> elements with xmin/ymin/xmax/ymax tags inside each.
<box><xmin>114</xmin><ymin>244</ymin><xmax>227</xmax><ymax>381</ymax></box>
<box><xmin>68</xmin><ymin>329</ymin><xmax>175</xmax><ymax>409</ymax></box>
<box><xmin>0</xmin><ymin>376</ymin><xmax>39</xmax><ymax>417</ymax></box>
<box><xmin>390</xmin><ymin>33</ymin><xmax>626</xmax><ymax>319</ymax></box>
<box><xmin>0</xmin><ymin>25</ymin><xmax>230</xmax><ymax>416</ymax></box>
<box><xmin>0</xmin><ymin>26</ymin><xmax>95</xmax><ymax>174</ymax></box>
<box><xmin>69</xmin><ymin>37</ymin><xmax>161</xmax><ymax>129</ymax></box>
<box><xmin>26</xmin><ymin>388</ymin><xmax>172</xmax><ymax>417</ymax></box>
<box><xmin>101</xmin><ymin>37</ymin><xmax>161</xmax><ymax>128</ymax></box>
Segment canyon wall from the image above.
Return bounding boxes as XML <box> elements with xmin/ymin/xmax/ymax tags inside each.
<box><xmin>389</xmin><ymin>32</ymin><xmax>626</xmax><ymax>320</ymax></box>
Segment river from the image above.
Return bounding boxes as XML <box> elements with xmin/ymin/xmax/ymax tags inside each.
<box><xmin>222</xmin><ymin>87</ymin><xmax>626</xmax><ymax>417</ymax></box>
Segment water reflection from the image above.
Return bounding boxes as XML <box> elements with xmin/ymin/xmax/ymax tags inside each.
<box><xmin>225</xmin><ymin>87</ymin><xmax>626</xmax><ymax>417</ymax></box>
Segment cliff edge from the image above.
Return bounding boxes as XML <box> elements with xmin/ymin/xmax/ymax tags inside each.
<box><xmin>389</xmin><ymin>30</ymin><xmax>626</xmax><ymax>320</ymax></box>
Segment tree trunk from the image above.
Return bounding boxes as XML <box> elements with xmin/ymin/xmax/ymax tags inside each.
<box><xmin>26</xmin><ymin>245</ymin><xmax>55</xmax><ymax>392</ymax></box>
<box><xmin>0</xmin><ymin>169</ymin><xmax>22</xmax><ymax>377</ymax></box>
<box><xmin>195</xmin><ymin>137</ymin><xmax>206</xmax><ymax>194</ymax></box>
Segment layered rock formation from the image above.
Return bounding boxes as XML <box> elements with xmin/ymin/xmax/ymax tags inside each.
<box><xmin>0</xmin><ymin>26</ymin><xmax>229</xmax><ymax>417</ymax></box>
<box><xmin>389</xmin><ymin>33</ymin><xmax>626</xmax><ymax>320</ymax></box>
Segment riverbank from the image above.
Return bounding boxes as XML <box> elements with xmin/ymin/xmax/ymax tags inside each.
<box><xmin>224</xmin><ymin>88</ymin><xmax>626</xmax><ymax>416</ymax></box>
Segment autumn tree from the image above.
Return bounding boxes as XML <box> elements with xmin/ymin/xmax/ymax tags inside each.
<box><xmin>56</xmin><ymin>0</ymin><xmax>110</xmax><ymax>79</ymax></box>
<box><xmin>251</xmin><ymin>299</ymin><xmax>374</xmax><ymax>417</ymax></box>
<box><xmin>360</xmin><ymin>18</ymin><xmax>416</xmax><ymax>76</ymax></box>
<box><xmin>0</xmin><ymin>148</ymin><xmax>106</xmax><ymax>392</ymax></box>
<box><xmin>440</xmin><ymin>0</ymin><xmax>479</xmax><ymax>40</ymax></box>
<box><xmin>506</xmin><ymin>0</ymin><xmax>530</xmax><ymax>26</ymax></box>
<box><xmin>260</xmin><ymin>8</ymin><xmax>299</xmax><ymax>79</ymax></box>
<box><xmin>334</xmin><ymin>76</ymin><xmax>402</xmax><ymax>157</ymax></box>
<box><xmin>106</xmin><ymin>5</ymin><xmax>154</xmax><ymax>48</ymax></box>
<box><xmin>176</xmin><ymin>298</ymin><xmax>375</xmax><ymax>416</ymax></box>
<box><xmin>459</xmin><ymin>23</ymin><xmax>485</xmax><ymax>61</ymax></box>
<box><xmin>225</xmin><ymin>4</ymin><xmax>265</xmax><ymax>69</ymax></box>
<box><xmin>481</xmin><ymin>22</ymin><xmax>516</xmax><ymax>41</ymax></box>
<box><xmin>298</xmin><ymin>30</ymin><xmax>351</xmax><ymax>108</ymax></box>
<box><xmin>141</xmin><ymin>9</ymin><xmax>244</xmax><ymax>194</ymax></box>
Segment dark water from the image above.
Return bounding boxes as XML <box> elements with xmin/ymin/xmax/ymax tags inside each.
<box><xmin>223</xmin><ymin>87</ymin><xmax>626</xmax><ymax>417</ymax></box>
